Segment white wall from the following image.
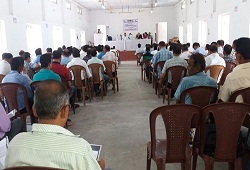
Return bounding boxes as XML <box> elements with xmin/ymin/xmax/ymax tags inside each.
<box><xmin>89</xmin><ymin>6</ymin><xmax>177</xmax><ymax>43</ymax></box>
<box><xmin>0</xmin><ymin>0</ymin><xmax>90</xmax><ymax>56</ymax></box>
<box><xmin>175</xmin><ymin>0</ymin><xmax>250</xmax><ymax>46</ymax></box>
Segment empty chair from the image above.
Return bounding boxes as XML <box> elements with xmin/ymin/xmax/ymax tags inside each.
<box><xmin>179</xmin><ymin>86</ymin><xmax>219</xmax><ymax>108</ymax></box>
<box><xmin>161</xmin><ymin>66</ymin><xmax>187</xmax><ymax>104</ymax></box>
<box><xmin>205</xmin><ymin>65</ymin><xmax>224</xmax><ymax>83</ymax></box>
<box><xmin>193</xmin><ymin>103</ymin><xmax>250</xmax><ymax>170</ymax></box>
<box><xmin>68</xmin><ymin>65</ymin><xmax>91</xmax><ymax>106</ymax></box>
<box><xmin>147</xmin><ymin>104</ymin><xmax>201</xmax><ymax>170</ymax></box>
<box><xmin>103</xmin><ymin>61</ymin><xmax>119</xmax><ymax>93</ymax></box>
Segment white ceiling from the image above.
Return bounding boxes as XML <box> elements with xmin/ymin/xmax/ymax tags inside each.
<box><xmin>74</xmin><ymin>0</ymin><xmax>181</xmax><ymax>10</ymax></box>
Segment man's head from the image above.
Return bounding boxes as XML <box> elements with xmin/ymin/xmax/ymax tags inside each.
<box><xmin>33</xmin><ymin>80</ymin><xmax>69</xmax><ymax>126</ymax></box>
<box><xmin>187</xmin><ymin>43</ymin><xmax>190</xmax><ymax>48</ymax></box>
<box><xmin>62</xmin><ymin>49</ymin><xmax>70</xmax><ymax>57</ymax></box>
<box><xmin>172</xmin><ymin>43</ymin><xmax>182</xmax><ymax>56</ymax></box>
<box><xmin>86</xmin><ymin>48</ymin><xmax>92</xmax><ymax>56</ymax></box>
<box><xmin>104</xmin><ymin>45</ymin><xmax>110</xmax><ymax>53</ymax></box>
<box><xmin>137</xmin><ymin>43</ymin><xmax>141</xmax><ymax>48</ymax></box>
<box><xmin>182</xmin><ymin>44</ymin><xmax>188</xmax><ymax>52</ymax></box>
<box><xmin>217</xmin><ymin>40</ymin><xmax>224</xmax><ymax>47</ymax></box>
<box><xmin>145</xmin><ymin>46</ymin><xmax>150</xmax><ymax>53</ymax></box>
<box><xmin>158</xmin><ymin>41</ymin><xmax>166</xmax><ymax>49</ymax></box>
<box><xmin>52</xmin><ymin>50</ymin><xmax>62</xmax><ymax>61</ymax></box>
<box><xmin>19</xmin><ymin>50</ymin><xmax>25</xmax><ymax>57</ymax></box>
<box><xmin>10</xmin><ymin>57</ymin><xmax>24</xmax><ymax>73</ymax></box>
<box><xmin>235</xmin><ymin>37</ymin><xmax>250</xmax><ymax>64</ymax></box>
<box><xmin>90</xmin><ymin>48</ymin><xmax>97</xmax><ymax>57</ymax></box>
<box><xmin>35</xmin><ymin>48</ymin><xmax>42</xmax><ymax>56</ymax></box>
<box><xmin>208</xmin><ymin>45</ymin><xmax>218</xmax><ymax>54</ymax></box>
<box><xmin>40</xmin><ymin>53</ymin><xmax>52</xmax><ymax>68</ymax></box>
<box><xmin>46</xmin><ymin>48</ymin><xmax>53</xmax><ymax>53</ymax></box>
<box><xmin>72</xmin><ymin>48</ymin><xmax>80</xmax><ymax>58</ymax></box>
<box><xmin>2</xmin><ymin>53</ymin><xmax>13</xmax><ymax>64</ymax></box>
<box><xmin>192</xmin><ymin>42</ymin><xmax>200</xmax><ymax>50</ymax></box>
<box><xmin>223</xmin><ymin>44</ymin><xmax>232</xmax><ymax>56</ymax></box>
<box><xmin>188</xmin><ymin>53</ymin><xmax>206</xmax><ymax>76</ymax></box>
<box><xmin>23</xmin><ymin>52</ymin><xmax>31</xmax><ymax>63</ymax></box>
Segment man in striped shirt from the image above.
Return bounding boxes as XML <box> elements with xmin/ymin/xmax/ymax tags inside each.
<box><xmin>5</xmin><ymin>80</ymin><xmax>102</xmax><ymax>170</ymax></box>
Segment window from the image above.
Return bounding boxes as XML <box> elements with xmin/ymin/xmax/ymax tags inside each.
<box><xmin>179</xmin><ymin>25</ymin><xmax>183</xmax><ymax>43</ymax></box>
<box><xmin>70</xmin><ymin>29</ymin><xmax>76</xmax><ymax>47</ymax></box>
<box><xmin>181</xmin><ymin>1</ymin><xmax>185</xmax><ymax>9</ymax></box>
<box><xmin>66</xmin><ymin>1</ymin><xmax>71</xmax><ymax>9</ymax></box>
<box><xmin>53</xmin><ymin>26</ymin><xmax>63</xmax><ymax>50</ymax></box>
<box><xmin>49</xmin><ymin>0</ymin><xmax>57</xmax><ymax>3</ymax></box>
<box><xmin>187</xmin><ymin>23</ymin><xmax>192</xmax><ymax>44</ymax></box>
<box><xmin>26</xmin><ymin>23</ymin><xmax>43</xmax><ymax>58</ymax></box>
<box><xmin>77</xmin><ymin>6</ymin><xmax>82</xmax><ymax>14</ymax></box>
<box><xmin>0</xmin><ymin>20</ymin><xmax>7</xmax><ymax>58</ymax></box>
<box><xmin>80</xmin><ymin>31</ymin><xmax>86</xmax><ymax>46</ymax></box>
<box><xmin>198</xmin><ymin>20</ymin><xmax>207</xmax><ymax>47</ymax></box>
<box><xmin>218</xmin><ymin>13</ymin><xmax>230</xmax><ymax>44</ymax></box>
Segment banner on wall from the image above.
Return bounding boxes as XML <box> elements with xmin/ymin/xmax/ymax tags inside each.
<box><xmin>123</xmin><ymin>19</ymin><xmax>138</xmax><ymax>31</ymax></box>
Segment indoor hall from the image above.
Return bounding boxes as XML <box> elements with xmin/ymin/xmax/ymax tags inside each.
<box><xmin>1</xmin><ymin>0</ymin><xmax>250</xmax><ymax>170</ymax></box>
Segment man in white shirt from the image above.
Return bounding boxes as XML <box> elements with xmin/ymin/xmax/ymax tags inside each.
<box><xmin>102</xmin><ymin>45</ymin><xmax>118</xmax><ymax>72</ymax></box>
<box><xmin>0</xmin><ymin>53</ymin><xmax>13</xmax><ymax>75</ymax></box>
<box><xmin>135</xmin><ymin>43</ymin><xmax>144</xmax><ymax>55</ymax></box>
<box><xmin>179</xmin><ymin>44</ymin><xmax>191</xmax><ymax>59</ymax></box>
<box><xmin>5</xmin><ymin>80</ymin><xmax>102</xmax><ymax>170</ymax></box>
<box><xmin>217</xmin><ymin>40</ymin><xmax>224</xmax><ymax>54</ymax></box>
<box><xmin>192</xmin><ymin>42</ymin><xmax>206</xmax><ymax>56</ymax></box>
<box><xmin>205</xmin><ymin>45</ymin><xmax>226</xmax><ymax>68</ymax></box>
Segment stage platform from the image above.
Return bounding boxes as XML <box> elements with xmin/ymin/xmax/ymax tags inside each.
<box><xmin>119</xmin><ymin>51</ymin><xmax>136</xmax><ymax>61</ymax></box>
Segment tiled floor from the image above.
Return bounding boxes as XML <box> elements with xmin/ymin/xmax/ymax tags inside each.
<box><xmin>61</xmin><ymin>61</ymin><xmax>227</xmax><ymax>170</ymax></box>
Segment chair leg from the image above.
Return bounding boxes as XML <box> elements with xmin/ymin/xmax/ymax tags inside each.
<box><xmin>242</xmin><ymin>152</ymin><xmax>250</xmax><ymax>170</ymax></box>
<box><xmin>204</xmin><ymin>157</ymin><xmax>214</xmax><ymax>170</ymax></box>
<box><xmin>192</xmin><ymin>150</ymin><xmax>198</xmax><ymax>170</ymax></box>
<box><xmin>167</xmin><ymin>88</ymin><xmax>171</xmax><ymax>105</ymax></box>
<box><xmin>112</xmin><ymin>79</ymin><xmax>115</xmax><ymax>93</ymax></box>
<box><xmin>101</xmin><ymin>84</ymin><xmax>104</xmax><ymax>98</ymax></box>
<box><xmin>116</xmin><ymin>77</ymin><xmax>119</xmax><ymax>91</ymax></box>
<box><xmin>156</xmin><ymin>159</ymin><xmax>165</xmax><ymax>170</ymax></box>
<box><xmin>234</xmin><ymin>158</ymin><xmax>242</xmax><ymax>170</ymax></box>
<box><xmin>82</xmin><ymin>87</ymin><xmax>86</xmax><ymax>106</ymax></box>
<box><xmin>147</xmin><ymin>148</ymin><xmax>151</xmax><ymax>170</ymax></box>
<box><xmin>141</xmin><ymin>67</ymin><xmax>143</xmax><ymax>80</ymax></box>
<box><xmin>162</xmin><ymin>88</ymin><xmax>165</xmax><ymax>103</ymax></box>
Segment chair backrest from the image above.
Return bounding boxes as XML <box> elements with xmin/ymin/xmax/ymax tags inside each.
<box><xmin>229</xmin><ymin>87</ymin><xmax>250</xmax><ymax>104</ymax></box>
<box><xmin>68</xmin><ymin>65</ymin><xmax>87</xmax><ymax>89</ymax></box>
<box><xmin>4</xmin><ymin>166</ymin><xmax>64</xmax><ymax>170</ymax></box>
<box><xmin>0</xmin><ymin>83</ymin><xmax>30</xmax><ymax>117</ymax></box>
<box><xmin>0</xmin><ymin>74</ymin><xmax>5</xmax><ymax>82</ymax></box>
<box><xmin>137</xmin><ymin>52</ymin><xmax>143</xmax><ymax>58</ymax></box>
<box><xmin>219</xmin><ymin>62</ymin><xmax>236</xmax><ymax>86</ymax></box>
<box><xmin>30</xmin><ymin>81</ymin><xmax>41</xmax><ymax>93</ymax></box>
<box><xmin>149</xmin><ymin>104</ymin><xmax>201</xmax><ymax>162</ymax></box>
<box><xmin>180</xmin><ymin>86</ymin><xmax>219</xmax><ymax>107</ymax></box>
<box><xmin>205</xmin><ymin>65</ymin><xmax>224</xmax><ymax>82</ymax></box>
<box><xmin>165</xmin><ymin>66</ymin><xmax>187</xmax><ymax>90</ymax></box>
<box><xmin>200</xmin><ymin>103</ymin><xmax>250</xmax><ymax>160</ymax></box>
<box><xmin>141</xmin><ymin>59</ymin><xmax>151</xmax><ymax>66</ymax></box>
<box><xmin>103</xmin><ymin>61</ymin><xmax>116</xmax><ymax>79</ymax></box>
<box><xmin>88</xmin><ymin>63</ymin><xmax>104</xmax><ymax>84</ymax></box>
<box><xmin>153</xmin><ymin>61</ymin><xmax>165</xmax><ymax>72</ymax></box>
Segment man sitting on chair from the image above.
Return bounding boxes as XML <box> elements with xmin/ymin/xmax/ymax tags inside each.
<box><xmin>175</xmin><ymin>53</ymin><xmax>217</xmax><ymax>104</ymax></box>
<box><xmin>4</xmin><ymin>80</ymin><xmax>104</xmax><ymax>170</ymax></box>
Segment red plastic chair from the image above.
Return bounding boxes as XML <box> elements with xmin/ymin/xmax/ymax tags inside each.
<box><xmin>103</xmin><ymin>61</ymin><xmax>119</xmax><ymax>93</ymax></box>
<box><xmin>0</xmin><ymin>83</ymin><xmax>31</xmax><ymax>124</ymax></box>
<box><xmin>162</xmin><ymin>66</ymin><xmax>187</xmax><ymax>104</ymax></box>
<box><xmin>205</xmin><ymin>65</ymin><xmax>224</xmax><ymax>83</ymax></box>
<box><xmin>179</xmin><ymin>86</ymin><xmax>219</xmax><ymax>108</ymax></box>
<box><xmin>219</xmin><ymin>62</ymin><xmax>236</xmax><ymax>87</ymax></box>
<box><xmin>147</xmin><ymin>104</ymin><xmax>201</xmax><ymax>170</ymax></box>
<box><xmin>152</xmin><ymin>61</ymin><xmax>165</xmax><ymax>93</ymax></box>
<box><xmin>193</xmin><ymin>103</ymin><xmax>250</xmax><ymax>170</ymax></box>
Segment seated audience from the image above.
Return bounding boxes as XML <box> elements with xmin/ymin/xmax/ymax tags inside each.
<box><xmin>97</xmin><ymin>45</ymin><xmax>105</xmax><ymax>60</ymax></box>
<box><xmin>87</xmin><ymin>49</ymin><xmax>109</xmax><ymax>96</ymax></box>
<box><xmin>67</xmin><ymin>48</ymin><xmax>92</xmax><ymax>101</ymax></box>
<box><xmin>80</xmin><ymin>45</ymin><xmax>88</xmax><ymax>59</ymax></box>
<box><xmin>0</xmin><ymin>104</ymin><xmax>26</xmax><ymax>167</ymax></box>
<box><xmin>102</xmin><ymin>45</ymin><xmax>118</xmax><ymax>72</ymax></box>
<box><xmin>61</xmin><ymin>49</ymin><xmax>71</xmax><ymax>65</ymax></box>
<box><xmin>135</xmin><ymin>43</ymin><xmax>144</xmax><ymax>55</ymax></box>
<box><xmin>175</xmin><ymin>53</ymin><xmax>217</xmax><ymax>103</ymax></box>
<box><xmin>217</xmin><ymin>40</ymin><xmax>224</xmax><ymax>54</ymax></box>
<box><xmin>0</xmin><ymin>53</ymin><xmax>13</xmax><ymax>75</ymax></box>
<box><xmin>4</xmin><ymin>80</ymin><xmax>102</xmax><ymax>170</ymax></box>
<box><xmin>2</xmin><ymin>57</ymin><xmax>33</xmax><ymax>109</ymax></box>
<box><xmin>33</xmin><ymin>53</ymin><xmax>61</xmax><ymax>82</ymax></box>
<box><xmin>223</xmin><ymin>44</ymin><xmax>236</xmax><ymax>64</ymax></box>
<box><xmin>179</xmin><ymin>44</ymin><xmax>191</xmax><ymax>59</ymax></box>
<box><xmin>151</xmin><ymin>43</ymin><xmax>158</xmax><ymax>56</ymax></box>
<box><xmin>83</xmin><ymin>48</ymin><xmax>92</xmax><ymax>63</ymax></box>
<box><xmin>192</xmin><ymin>42</ymin><xmax>206</xmax><ymax>56</ymax></box>
<box><xmin>46</xmin><ymin>47</ymin><xmax>52</xmax><ymax>54</ymax></box>
<box><xmin>140</xmin><ymin>46</ymin><xmax>154</xmax><ymax>62</ymax></box>
<box><xmin>34</xmin><ymin>48</ymin><xmax>42</xmax><ymax>65</ymax></box>
<box><xmin>205</xmin><ymin>45</ymin><xmax>226</xmax><ymax>67</ymax></box>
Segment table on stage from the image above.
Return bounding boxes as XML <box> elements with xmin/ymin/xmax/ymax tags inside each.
<box><xmin>105</xmin><ymin>39</ymin><xmax>151</xmax><ymax>51</ymax></box>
